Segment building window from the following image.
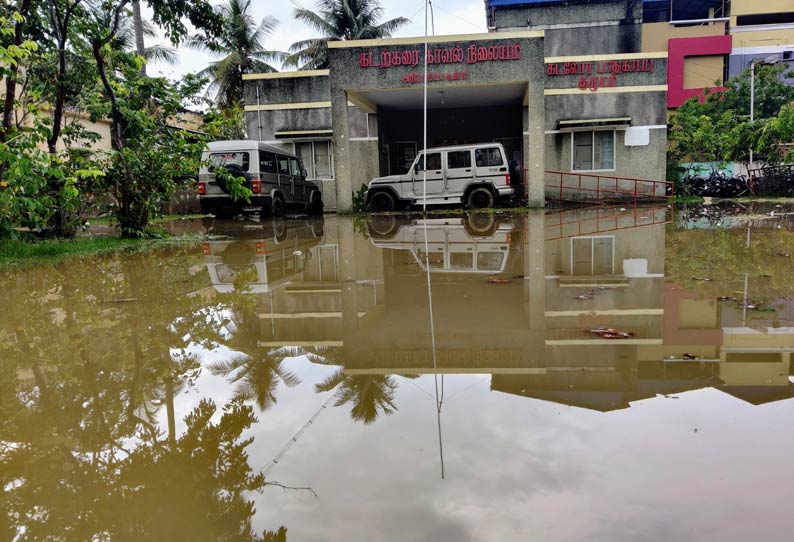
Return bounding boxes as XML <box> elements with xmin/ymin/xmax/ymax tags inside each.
<box><xmin>571</xmin><ymin>236</ymin><xmax>614</xmax><ymax>276</ymax></box>
<box><xmin>295</xmin><ymin>141</ymin><xmax>334</xmax><ymax>180</ymax></box>
<box><xmin>572</xmin><ymin>130</ymin><xmax>615</xmax><ymax>171</ymax></box>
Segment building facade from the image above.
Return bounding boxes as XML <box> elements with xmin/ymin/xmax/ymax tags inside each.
<box><xmin>243</xmin><ymin>0</ymin><xmax>674</xmax><ymax>212</ymax></box>
<box><xmin>241</xmin><ymin>0</ymin><xmax>791</xmax><ymax>211</ymax></box>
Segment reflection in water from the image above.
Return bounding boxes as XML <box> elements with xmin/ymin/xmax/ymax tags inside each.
<box><xmin>315</xmin><ymin>368</ymin><xmax>398</xmax><ymax>424</ymax></box>
<box><xmin>3</xmin><ymin>207</ymin><xmax>794</xmax><ymax>540</ymax></box>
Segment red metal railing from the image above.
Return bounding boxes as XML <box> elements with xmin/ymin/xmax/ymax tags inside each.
<box><xmin>545</xmin><ymin>170</ymin><xmax>673</xmax><ymax>204</ymax></box>
<box><xmin>545</xmin><ymin>206</ymin><xmax>670</xmax><ymax>241</ymax></box>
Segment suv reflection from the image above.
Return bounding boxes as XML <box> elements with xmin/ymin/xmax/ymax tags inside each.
<box><xmin>367</xmin><ymin>213</ymin><xmax>514</xmax><ymax>274</ymax></box>
<box><xmin>202</xmin><ymin>217</ymin><xmax>324</xmax><ymax>293</ymax></box>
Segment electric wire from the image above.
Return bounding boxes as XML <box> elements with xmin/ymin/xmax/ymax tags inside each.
<box><xmin>262</xmin><ymin>393</ymin><xmax>336</xmax><ymax>477</ymax></box>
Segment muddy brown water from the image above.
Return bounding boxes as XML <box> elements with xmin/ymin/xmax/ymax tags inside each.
<box><xmin>3</xmin><ymin>206</ymin><xmax>794</xmax><ymax>541</ymax></box>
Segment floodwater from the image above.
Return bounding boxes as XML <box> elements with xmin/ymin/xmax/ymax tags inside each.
<box><xmin>2</xmin><ymin>205</ymin><xmax>794</xmax><ymax>542</ymax></box>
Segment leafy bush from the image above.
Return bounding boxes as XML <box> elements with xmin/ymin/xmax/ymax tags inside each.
<box><xmin>351</xmin><ymin>184</ymin><xmax>368</xmax><ymax>213</ymax></box>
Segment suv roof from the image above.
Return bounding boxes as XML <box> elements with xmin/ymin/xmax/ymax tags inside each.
<box><xmin>206</xmin><ymin>140</ymin><xmax>297</xmax><ymax>158</ymax></box>
<box><xmin>417</xmin><ymin>142</ymin><xmax>505</xmax><ymax>153</ymax></box>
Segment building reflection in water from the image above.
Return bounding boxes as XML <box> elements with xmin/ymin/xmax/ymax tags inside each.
<box><xmin>202</xmin><ymin>208</ymin><xmax>794</xmax><ymax>417</ymax></box>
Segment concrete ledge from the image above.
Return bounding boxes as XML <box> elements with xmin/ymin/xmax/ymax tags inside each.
<box><xmin>242</xmin><ymin>70</ymin><xmax>329</xmax><ymax>80</ymax></box>
<box><xmin>328</xmin><ymin>30</ymin><xmax>545</xmax><ymax>49</ymax></box>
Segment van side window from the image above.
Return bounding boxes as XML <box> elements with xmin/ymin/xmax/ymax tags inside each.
<box><xmin>447</xmin><ymin>150</ymin><xmax>471</xmax><ymax>169</ymax></box>
<box><xmin>415</xmin><ymin>152</ymin><xmax>441</xmax><ymax>172</ymax></box>
<box><xmin>475</xmin><ymin>147</ymin><xmax>503</xmax><ymax>167</ymax></box>
<box><xmin>277</xmin><ymin>156</ymin><xmax>290</xmax><ymax>175</ymax></box>
<box><xmin>259</xmin><ymin>151</ymin><xmax>276</xmax><ymax>174</ymax></box>
<box><xmin>289</xmin><ymin>158</ymin><xmax>301</xmax><ymax>176</ymax></box>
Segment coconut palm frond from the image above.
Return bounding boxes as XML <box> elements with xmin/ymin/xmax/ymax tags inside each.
<box><xmin>144</xmin><ymin>43</ymin><xmax>178</xmax><ymax>65</ymax></box>
<box><xmin>288</xmin><ymin>1</ymin><xmax>408</xmax><ymax>70</ymax></box>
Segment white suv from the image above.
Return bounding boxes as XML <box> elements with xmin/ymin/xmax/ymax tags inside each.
<box><xmin>365</xmin><ymin>143</ymin><xmax>516</xmax><ymax>211</ymax></box>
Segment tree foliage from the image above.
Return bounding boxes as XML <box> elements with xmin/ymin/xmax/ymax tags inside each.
<box><xmin>188</xmin><ymin>0</ymin><xmax>285</xmax><ymax>108</ymax></box>
<box><xmin>669</xmin><ymin>63</ymin><xmax>794</xmax><ymax>175</ymax></box>
<box><xmin>286</xmin><ymin>0</ymin><xmax>409</xmax><ymax>70</ymax></box>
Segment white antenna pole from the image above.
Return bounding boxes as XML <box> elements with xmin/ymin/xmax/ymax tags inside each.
<box><xmin>423</xmin><ymin>1</ymin><xmax>429</xmax><ymax>213</ymax></box>
<box><xmin>422</xmin><ymin>0</ymin><xmax>444</xmax><ymax>480</ymax></box>
<box><xmin>256</xmin><ymin>86</ymin><xmax>263</xmax><ymax>141</ymax></box>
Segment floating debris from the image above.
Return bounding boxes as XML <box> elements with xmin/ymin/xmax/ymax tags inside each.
<box><xmin>588</xmin><ymin>327</ymin><xmax>633</xmax><ymax>339</ymax></box>
<box><xmin>487</xmin><ymin>277</ymin><xmax>512</xmax><ymax>284</ymax></box>
<box><xmin>692</xmin><ymin>277</ymin><xmax>713</xmax><ymax>281</ymax></box>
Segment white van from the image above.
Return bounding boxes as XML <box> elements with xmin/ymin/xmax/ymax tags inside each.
<box><xmin>198</xmin><ymin>140</ymin><xmax>323</xmax><ymax>218</ymax></box>
<box><xmin>365</xmin><ymin>143</ymin><xmax>516</xmax><ymax>211</ymax></box>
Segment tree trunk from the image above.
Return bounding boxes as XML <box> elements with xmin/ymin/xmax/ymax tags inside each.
<box><xmin>1</xmin><ymin>0</ymin><xmax>33</xmax><ymax>141</ymax></box>
<box><xmin>131</xmin><ymin>0</ymin><xmax>146</xmax><ymax>75</ymax></box>
<box><xmin>165</xmin><ymin>372</ymin><xmax>176</xmax><ymax>449</ymax></box>
<box><xmin>46</xmin><ymin>43</ymin><xmax>68</xmax><ymax>154</ymax></box>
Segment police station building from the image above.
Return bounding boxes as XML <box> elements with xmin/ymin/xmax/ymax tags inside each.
<box><xmin>242</xmin><ymin>0</ymin><xmax>669</xmax><ymax>212</ymax></box>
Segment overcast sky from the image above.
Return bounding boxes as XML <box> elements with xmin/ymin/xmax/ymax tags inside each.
<box><xmin>146</xmin><ymin>0</ymin><xmax>489</xmax><ymax>79</ymax></box>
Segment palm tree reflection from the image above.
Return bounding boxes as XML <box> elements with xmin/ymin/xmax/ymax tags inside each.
<box><xmin>209</xmin><ymin>353</ymin><xmax>301</xmax><ymax>412</ymax></box>
<box><xmin>315</xmin><ymin>368</ymin><xmax>397</xmax><ymax>425</ymax></box>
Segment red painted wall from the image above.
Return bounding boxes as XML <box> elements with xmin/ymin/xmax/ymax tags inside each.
<box><xmin>667</xmin><ymin>35</ymin><xmax>733</xmax><ymax>108</ymax></box>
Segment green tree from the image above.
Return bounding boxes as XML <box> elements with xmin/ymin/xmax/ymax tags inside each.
<box><xmin>285</xmin><ymin>0</ymin><xmax>409</xmax><ymax>70</ymax></box>
<box><xmin>188</xmin><ymin>0</ymin><xmax>285</xmax><ymax>108</ymax></box>
<box><xmin>668</xmin><ymin>63</ymin><xmax>794</xmax><ymax>176</ymax></box>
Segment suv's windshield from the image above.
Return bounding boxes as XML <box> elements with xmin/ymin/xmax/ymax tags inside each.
<box><xmin>209</xmin><ymin>152</ymin><xmax>250</xmax><ymax>171</ymax></box>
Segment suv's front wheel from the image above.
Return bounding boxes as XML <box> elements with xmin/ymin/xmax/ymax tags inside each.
<box><xmin>466</xmin><ymin>187</ymin><xmax>495</xmax><ymax>209</ymax></box>
<box><xmin>367</xmin><ymin>190</ymin><xmax>397</xmax><ymax>212</ymax></box>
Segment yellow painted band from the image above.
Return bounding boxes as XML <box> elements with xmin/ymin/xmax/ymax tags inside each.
<box><xmin>544</xmin><ymin>85</ymin><xmax>668</xmax><ymax>96</ymax></box>
<box><xmin>242</xmin><ymin>70</ymin><xmax>329</xmax><ymax>80</ymax></box>
<box><xmin>244</xmin><ymin>102</ymin><xmax>331</xmax><ymax>111</ymax></box>
<box><xmin>328</xmin><ymin>30</ymin><xmax>544</xmax><ymax>49</ymax></box>
<box><xmin>274</xmin><ymin>130</ymin><xmax>334</xmax><ymax>136</ymax></box>
<box><xmin>545</xmin><ymin>52</ymin><xmax>668</xmax><ymax>63</ymax></box>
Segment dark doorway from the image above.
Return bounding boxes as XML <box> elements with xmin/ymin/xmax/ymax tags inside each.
<box><xmin>377</xmin><ymin>105</ymin><xmax>523</xmax><ymax>176</ymax></box>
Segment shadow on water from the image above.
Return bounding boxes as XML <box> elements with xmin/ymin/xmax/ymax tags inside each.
<box><xmin>3</xmin><ymin>205</ymin><xmax>794</xmax><ymax>540</ymax></box>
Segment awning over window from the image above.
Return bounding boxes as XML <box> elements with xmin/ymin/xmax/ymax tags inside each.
<box><xmin>557</xmin><ymin>117</ymin><xmax>632</xmax><ymax>131</ymax></box>
<box><xmin>274</xmin><ymin>129</ymin><xmax>333</xmax><ymax>139</ymax></box>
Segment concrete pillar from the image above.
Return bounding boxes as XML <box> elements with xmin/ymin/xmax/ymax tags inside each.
<box><xmin>331</xmin><ymin>88</ymin><xmax>353</xmax><ymax>212</ymax></box>
<box><xmin>524</xmin><ymin>81</ymin><xmax>545</xmax><ymax>207</ymax></box>
<box><xmin>337</xmin><ymin>218</ymin><xmax>358</xmax><ymax>335</ymax></box>
<box><xmin>524</xmin><ymin>210</ymin><xmax>546</xmax><ymax>330</ymax></box>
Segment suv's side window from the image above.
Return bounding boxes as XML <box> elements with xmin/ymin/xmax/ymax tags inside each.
<box><xmin>475</xmin><ymin>147</ymin><xmax>503</xmax><ymax>167</ymax></box>
<box><xmin>415</xmin><ymin>152</ymin><xmax>442</xmax><ymax>172</ymax></box>
<box><xmin>277</xmin><ymin>155</ymin><xmax>290</xmax><ymax>175</ymax></box>
<box><xmin>447</xmin><ymin>150</ymin><xmax>471</xmax><ymax>169</ymax></box>
<box><xmin>289</xmin><ymin>158</ymin><xmax>301</xmax><ymax>176</ymax></box>
<box><xmin>259</xmin><ymin>151</ymin><xmax>276</xmax><ymax>174</ymax></box>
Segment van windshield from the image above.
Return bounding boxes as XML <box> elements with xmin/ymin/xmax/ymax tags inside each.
<box><xmin>209</xmin><ymin>152</ymin><xmax>250</xmax><ymax>171</ymax></box>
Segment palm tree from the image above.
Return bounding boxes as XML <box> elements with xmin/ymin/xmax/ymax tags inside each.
<box><xmin>114</xmin><ymin>14</ymin><xmax>178</xmax><ymax>67</ymax></box>
<box><xmin>286</xmin><ymin>0</ymin><xmax>410</xmax><ymax>70</ymax></box>
<box><xmin>316</xmin><ymin>368</ymin><xmax>398</xmax><ymax>424</ymax></box>
<box><xmin>188</xmin><ymin>0</ymin><xmax>285</xmax><ymax>108</ymax></box>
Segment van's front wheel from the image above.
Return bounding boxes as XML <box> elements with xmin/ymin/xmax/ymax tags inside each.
<box><xmin>466</xmin><ymin>187</ymin><xmax>495</xmax><ymax>210</ymax></box>
<box><xmin>367</xmin><ymin>190</ymin><xmax>396</xmax><ymax>213</ymax></box>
